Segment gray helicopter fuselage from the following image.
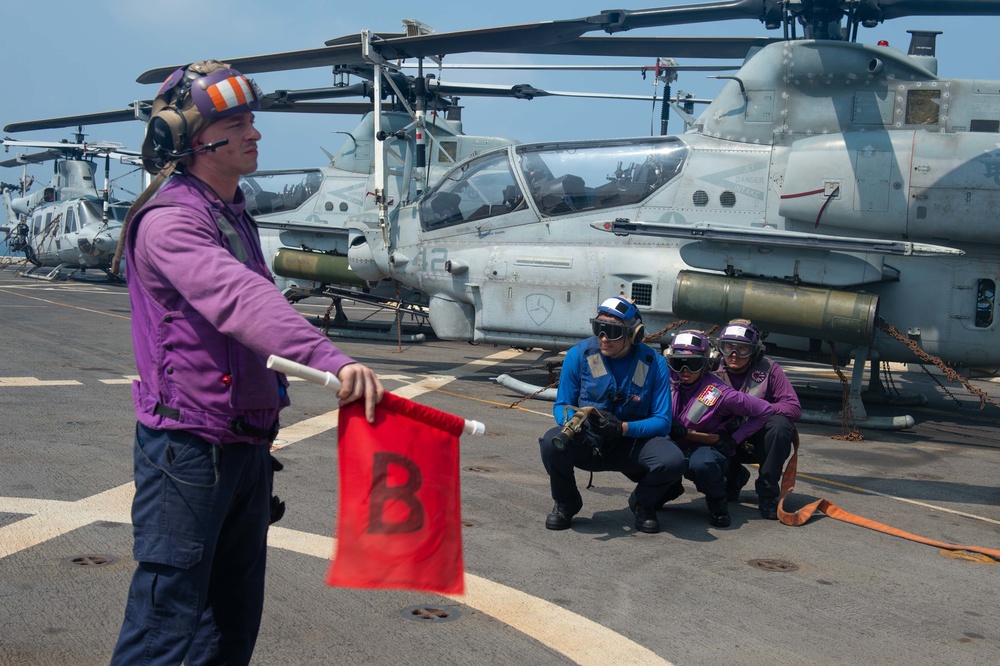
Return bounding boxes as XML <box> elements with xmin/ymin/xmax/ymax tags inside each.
<box><xmin>349</xmin><ymin>39</ymin><xmax>1000</xmax><ymax>369</ymax></box>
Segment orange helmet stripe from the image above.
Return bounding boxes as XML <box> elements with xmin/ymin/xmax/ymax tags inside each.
<box><xmin>206</xmin><ymin>76</ymin><xmax>255</xmax><ymax>113</ymax></box>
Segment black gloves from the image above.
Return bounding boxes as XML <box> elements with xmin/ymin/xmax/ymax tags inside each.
<box><xmin>669</xmin><ymin>422</ymin><xmax>688</xmax><ymax>441</ymax></box>
<box><xmin>589</xmin><ymin>410</ymin><xmax>624</xmax><ymax>442</ymax></box>
<box><xmin>269</xmin><ymin>454</ymin><xmax>286</xmax><ymax>524</ymax></box>
<box><xmin>714</xmin><ymin>433</ymin><xmax>738</xmax><ymax>456</ymax></box>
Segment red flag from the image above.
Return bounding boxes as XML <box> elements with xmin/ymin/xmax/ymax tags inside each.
<box><xmin>326</xmin><ymin>392</ymin><xmax>466</xmax><ymax>594</ymax></box>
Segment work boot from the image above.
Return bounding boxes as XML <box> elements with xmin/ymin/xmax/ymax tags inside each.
<box><xmin>628</xmin><ymin>491</ymin><xmax>661</xmax><ymax>534</ymax></box>
<box><xmin>759</xmin><ymin>496</ymin><xmax>779</xmax><ymax>520</ymax></box>
<box><xmin>545</xmin><ymin>496</ymin><xmax>583</xmax><ymax>531</ymax></box>
<box><xmin>655</xmin><ymin>480</ymin><xmax>685</xmax><ymax>509</ymax></box>
<box><xmin>726</xmin><ymin>464</ymin><xmax>751</xmax><ymax>502</ymax></box>
<box><xmin>706</xmin><ymin>496</ymin><xmax>731</xmax><ymax>528</ymax></box>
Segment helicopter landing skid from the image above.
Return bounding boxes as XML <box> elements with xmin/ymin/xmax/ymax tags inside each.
<box><xmin>17</xmin><ymin>263</ymin><xmax>69</xmax><ymax>281</ymax></box>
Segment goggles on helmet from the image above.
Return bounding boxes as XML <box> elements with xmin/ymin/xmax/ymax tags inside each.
<box><xmin>721</xmin><ymin>341</ymin><xmax>754</xmax><ymax>358</ymax></box>
<box><xmin>591</xmin><ymin>318</ymin><xmax>628</xmax><ymax>341</ymax></box>
<box><xmin>668</xmin><ymin>356</ymin><xmax>707</xmax><ymax>373</ymax></box>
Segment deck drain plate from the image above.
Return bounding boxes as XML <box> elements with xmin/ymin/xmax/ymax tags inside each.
<box><xmin>61</xmin><ymin>554</ymin><xmax>118</xmax><ymax>568</ymax></box>
<box><xmin>400</xmin><ymin>605</ymin><xmax>461</xmax><ymax>623</ymax></box>
<box><xmin>748</xmin><ymin>558</ymin><xmax>799</xmax><ymax>572</ymax></box>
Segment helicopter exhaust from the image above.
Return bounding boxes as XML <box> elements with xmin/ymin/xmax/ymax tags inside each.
<box><xmin>673</xmin><ymin>271</ymin><xmax>878</xmax><ymax>347</ymax></box>
<box><xmin>272</xmin><ymin>247</ymin><xmax>369</xmax><ymax>289</ymax></box>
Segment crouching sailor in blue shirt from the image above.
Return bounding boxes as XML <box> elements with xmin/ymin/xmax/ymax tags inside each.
<box><xmin>539</xmin><ymin>297</ymin><xmax>685</xmax><ymax>534</ymax></box>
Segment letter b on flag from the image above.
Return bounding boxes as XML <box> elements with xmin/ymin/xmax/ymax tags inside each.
<box><xmin>369</xmin><ymin>452</ymin><xmax>425</xmax><ymax>534</ymax></box>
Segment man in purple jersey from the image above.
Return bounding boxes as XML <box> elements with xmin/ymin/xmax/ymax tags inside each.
<box><xmin>110</xmin><ymin>60</ymin><xmax>383</xmax><ymax>665</ymax></box>
<box><xmin>714</xmin><ymin>319</ymin><xmax>801</xmax><ymax>520</ymax></box>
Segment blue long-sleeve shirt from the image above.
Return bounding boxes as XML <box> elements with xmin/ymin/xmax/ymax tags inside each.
<box><xmin>554</xmin><ymin>338</ymin><xmax>672</xmax><ymax>439</ymax></box>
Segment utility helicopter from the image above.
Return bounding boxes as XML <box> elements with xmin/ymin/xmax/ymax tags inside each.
<box><xmin>0</xmin><ymin>130</ymin><xmax>141</xmax><ymax>280</ymax></box>
<box><xmin>134</xmin><ymin>1</ymin><xmax>1000</xmax><ymax>424</ymax></box>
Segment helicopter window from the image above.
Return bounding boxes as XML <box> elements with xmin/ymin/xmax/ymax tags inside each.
<box><xmin>420</xmin><ymin>151</ymin><xmax>524</xmax><ymax>230</ymax></box>
<box><xmin>64</xmin><ymin>207</ymin><xmax>77</xmax><ymax>234</ymax></box>
<box><xmin>240</xmin><ymin>169</ymin><xmax>324</xmax><ymax>216</ymax></box>
<box><xmin>106</xmin><ymin>202</ymin><xmax>130</xmax><ymax>225</ymax></box>
<box><xmin>436</xmin><ymin>141</ymin><xmax>459</xmax><ymax>164</ymax></box>
<box><xmin>77</xmin><ymin>199</ymin><xmax>119</xmax><ymax>228</ymax></box>
<box><xmin>516</xmin><ymin>139</ymin><xmax>687</xmax><ymax>217</ymax></box>
<box><xmin>976</xmin><ymin>279</ymin><xmax>996</xmax><ymax>328</ymax></box>
<box><xmin>904</xmin><ymin>90</ymin><xmax>941</xmax><ymax>126</ymax></box>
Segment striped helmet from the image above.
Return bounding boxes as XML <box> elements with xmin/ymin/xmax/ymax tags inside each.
<box><xmin>141</xmin><ymin>60</ymin><xmax>261</xmax><ymax>174</ymax></box>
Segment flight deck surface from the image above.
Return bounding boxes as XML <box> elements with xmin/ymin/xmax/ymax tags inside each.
<box><xmin>0</xmin><ymin>270</ymin><xmax>997</xmax><ymax>666</ymax></box>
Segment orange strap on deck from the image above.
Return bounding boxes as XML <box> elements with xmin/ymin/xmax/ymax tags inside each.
<box><xmin>777</xmin><ymin>432</ymin><xmax>1000</xmax><ymax>562</ymax></box>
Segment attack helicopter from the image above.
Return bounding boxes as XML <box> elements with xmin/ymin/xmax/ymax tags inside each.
<box><xmin>0</xmin><ymin>131</ymin><xmax>141</xmax><ymax>280</ymax></box>
<box><xmin>135</xmin><ymin>1</ymin><xmax>1000</xmax><ymax>423</ymax></box>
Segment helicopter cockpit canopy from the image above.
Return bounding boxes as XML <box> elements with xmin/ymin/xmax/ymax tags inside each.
<box><xmin>419</xmin><ymin>138</ymin><xmax>688</xmax><ymax>230</ymax></box>
<box><xmin>518</xmin><ymin>139</ymin><xmax>688</xmax><ymax>216</ymax></box>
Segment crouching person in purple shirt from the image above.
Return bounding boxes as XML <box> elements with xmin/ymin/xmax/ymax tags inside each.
<box><xmin>109</xmin><ymin>61</ymin><xmax>383</xmax><ymax>666</ymax></box>
<box><xmin>714</xmin><ymin>319</ymin><xmax>801</xmax><ymax>519</ymax></box>
<box><xmin>666</xmin><ymin>331</ymin><xmax>773</xmax><ymax>528</ymax></box>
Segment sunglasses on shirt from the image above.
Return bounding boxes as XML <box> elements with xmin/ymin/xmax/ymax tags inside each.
<box><xmin>668</xmin><ymin>356</ymin><xmax>707</xmax><ymax>373</ymax></box>
<box><xmin>591</xmin><ymin>318</ymin><xmax>628</xmax><ymax>341</ymax></box>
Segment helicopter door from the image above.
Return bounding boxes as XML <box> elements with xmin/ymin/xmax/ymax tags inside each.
<box><xmin>474</xmin><ymin>246</ymin><xmax>599</xmax><ymax>341</ymax></box>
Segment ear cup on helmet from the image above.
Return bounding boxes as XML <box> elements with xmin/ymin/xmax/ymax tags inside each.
<box><xmin>150</xmin><ymin>112</ymin><xmax>184</xmax><ymax>155</ymax></box>
<box><xmin>630</xmin><ymin>321</ymin><xmax>645</xmax><ymax>344</ymax></box>
<box><xmin>142</xmin><ymin>108</ymin><xmax>190</xmax><ymax>173</ymax></box>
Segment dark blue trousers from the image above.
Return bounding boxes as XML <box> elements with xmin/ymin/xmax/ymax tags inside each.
<box><xmin>731</xmin><ymin>414</ymin><xmax>795</xmax><ymax>498</ymax></box>
<box><xmin>539</xmin><ymin>425</ymin><xmax>685</xmax><ymax>511</ymax></box>
<box><xmin>111</xmin><ymin>424</ymin><xmax>271</xmax><ymax>666</ymax></box>
<box><xmin>685</xmin><ymin>446</ymin><xmax>730</xmax><ymax>501</ymax></box>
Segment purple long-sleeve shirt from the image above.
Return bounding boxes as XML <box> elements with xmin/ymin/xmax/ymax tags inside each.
<box><xmin>126</xmin><ymin>174</ymin><xmax>356</xmax><ymax>443</ymax></box>
<box><xmin>671</xmin><ymin>372</ymin><xmax>774</xmax><ymax>453</ymax></box>
<box><xmin>717</xmin><ymin>358</ymin><xmax>802</xmax><ymax>422</ymax></box>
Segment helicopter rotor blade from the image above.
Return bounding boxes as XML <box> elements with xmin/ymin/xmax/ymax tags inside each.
<box><xmin>425</xmin><ymin>79</ymin><xmax>703</xmax><ymax>102</ymax></box>
<box><xmin>136</xmin><ymin>1</ymin><xmax>1000</xmax><ymax>84</ymax></box>
<box><xmin>258</xmin><ymin>101</ymin><xmax>397</xmax><ymax>115</ymax></box>
<box><xmin>262</xmin><ymin>83</ymin><xmax>373</xmax><ymax>105</ymax></box>
<box><xmin>848</xmin><ymin>0</ymin><xmax>1000</xmax><ymax>22</ymax></box>
<box><xmin>135</xmin><ymin>3</ymin><xmax>786</xmax><ymax>83</ymax></box>
<box><xmin>3</xmin><ymin>103</ymin><xmax>152</xmax><ymax>133</ymax></box>
<box><xmin>402</xmin><ymin>62</ymin><xmax>739</xmax><ymax>73</ymax></box>
<box><xmin>0</xmin><ymin>149</ymin><xmax>64</xmax><ymax>168</ymax></box>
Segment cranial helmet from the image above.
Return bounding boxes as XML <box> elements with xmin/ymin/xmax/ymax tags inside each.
<box><xmin>141</xmin><ymin>60</ymin><xmax>262</xmax><ymax>174</ymax></box>
<box><xmin>665</xmin><ymin>329</ymin><xmax>721</xmax><ymax>372</ymax></box>
<box><xmin>719</xmin><ymin>319</ymin><xmax>762</xmax><ymax>347</ymax></box>
<box><xmin>598</xmin><ymin>296</ymin><xmax>640</xmax><ymax>325</ymax></box>
<box><xmin>718</xmin><ymin>318</ymin><xmax>764</xmax><ymax>361</ymax></box>
<box><xmin>594</xmin><ymin>296</ymin><xmax>645</xmax><ymax>343</ymax></box>
<box><xmin>668</xmin><ymin>329</ymin><xmax>712</xmax><ymax>357</ymax></box>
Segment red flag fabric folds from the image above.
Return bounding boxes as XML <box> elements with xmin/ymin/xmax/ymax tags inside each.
<box><xmin>326</xmin><ymin>392</ymin><xmax>466</xmax><ymax>594</ymax></box>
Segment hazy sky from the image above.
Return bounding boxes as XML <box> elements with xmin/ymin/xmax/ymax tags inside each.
<box><xmin>2</xmin><ymin>0</ymin><xmax>997</xmax><ymax>222</ymax></box>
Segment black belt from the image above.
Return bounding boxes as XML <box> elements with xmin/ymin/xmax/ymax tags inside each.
<box><xmin>154</xmin><ymin>403</ymin><xmax>278</xmax><ymax>442</ymax></box>
<box><xmin>228</xmin><ymin>416</ymin><xmax>280</xmax><ymax>442</ymax></box>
